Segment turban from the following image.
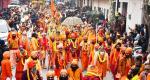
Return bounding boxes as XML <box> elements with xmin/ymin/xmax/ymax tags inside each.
<box><xmin>60</xmin><ymin>69</ymin><xmax>67</xmax><ymax>75</ymax></box>
<box><xmin>71</xmin><ymin>59</ymin><xmax>78</xmax><ymax>65</ymax></box>
<box><xmin>125</xmin><ymin>47</ymin><xmax>133</xmax><ymax>54</ymax></box>
<box><xmin>70</xmin><ymin>33</ymin><xmax>77</xmax><ymax>39</ymax></box>
<box><xmin>46</xmin><ymin>70</ymin><xmax>55</xmax><ymax>77</ymax></box>
<box><xmin>3</xmin><ymin>51</ymin><xmax>10</xmax><ymax>59</ymax></box>
<box><xmin>31</xmin><ymin>51</ymin><xmax>38</xmax><ymax>58</ymax></box>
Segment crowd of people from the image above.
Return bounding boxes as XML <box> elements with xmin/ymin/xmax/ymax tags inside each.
<box><xmin>0</xmin><ymin>4</ymin><xmax>150</xmax><ymax>80</ymax></box>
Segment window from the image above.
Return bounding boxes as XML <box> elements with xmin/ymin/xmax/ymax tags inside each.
<box><xmin>84</xmin><ymin>0</ymin><xmax>86</xmax><ymax>4</ymax></box>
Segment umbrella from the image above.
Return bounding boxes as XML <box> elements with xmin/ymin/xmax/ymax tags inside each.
<box><xmin>61</xmin><ymin>17</ymin><xmax>83</xmax><ymax>27</ymax></box>
<box><xmin>57</xmin><ymin>2</ymin><xmax>65</xmax><ymax>5</ymax></box>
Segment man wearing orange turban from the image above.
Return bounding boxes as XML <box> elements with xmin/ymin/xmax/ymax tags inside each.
<box><xmin>22</xmin><ymin>60</ymin><xmax>42</xmax><ymax>80</ymax></box>
<box><xmin>88</xmin><ymin>36</ymin><xmax>96</xmax><ymax>65</ymax></box>
<box><xmin>110</xmin><ymin>42</ymin><xmax>122</xmax><ymax>80</ymax></box>
<box><xmin>54</xmin><ymin>43</ymin><xmax>65</xmax><ymax>77</ymax></box>
<box><xmin>67</xmin><ymin>59</ymin><xmax>82</xmax><ymax>80</ymax></box>
<box><xmin>94</xmin><ymin>48</ymin><xmax>110</xmax><ymax>79</ymax></box>
<box><xmin>8</xmin><ymin>31</ymin><xmax>20</xmax><ymax>67</ymax></box>
<box><xmin>15</xmin><ymin>50</ymin><xmax>24</xmax><ymax>80</ymax></box>
<box><xmin>80</xmin><ymin>36</ymin><xmax>90</xmax><ymax>71</ymax></box>
<box><xmin>64</xmin><ymin>31</ymin><xmax>72</xmax><ymax>64</ymax></box>
<box><xmin>117</xmin><ymin>47</ymin><xmax>133</xmax><ymax>80</ymax></box>
<box><xmin>23</xmin><ymin>51</ymin><xmax>42</xmax><ymax>78</ymax></box>
<box><xmin>1</xmin><ymin>51</ymin><xmax>12</xmax><ymax>80</ymax></box>
<box><xmin>46</xmin><ymin>70</ymin><xmax>55</xmax><ymax>80</ymax></box>
<box><xmin>59</xmin><ymin>69</ymin><xmax>68</xmax><ymax>80</ymax></box>
<box><xmin>83</xmin><ymin>65</ymin><xmax>101</xmax><ymax>80</ymax></box>
<box><xmin>39</xmin><ymin>33</ymin><xmax>48</xmax><ymax>69</ymax></box>
<box><xmin>15</xmin><ymin>48</ymin><xmax>28</xmax><ymax>80</ymax></box>
<box><xmin>69</xmin><ymin>32</ymin><xmax>79</xmax><ymax>59</ymax></box>
<box><xmin>48</xmin><ymin>36</ymin><xmax>55</xmax><ymax>69</ymax></box>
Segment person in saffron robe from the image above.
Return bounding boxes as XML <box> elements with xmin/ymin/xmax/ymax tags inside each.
<box><xmin>46</xmin><ymin>70</ymin><xmax>55</xmax><ymax>80</ymax></box>
<box><xmin>30</xmin><ymin>33</ymin><xmax>39</xmax><ymax>52</ymax></box>
<box><xmin>94</xmin><ymin>48</ymin><xmax>109</xmax><ymax>79</ymax></box>
<box><xmin>8</xmin><ymin>31</ymin><xmax>20</xmax><ymax>68</ymax></box>
<box><xmin>48</xmin><ymin>36</ymin><xmax>55</xmax><ymax>69</ymax></box>
<box><xmin>15</xmin><ymin>49</ymin><xmax>26</xmax><ymax>80</ymax></box>
<box><xmin>59</xmin><ymin>69</ymin><xmax>68</xmax><ymax>80</ymax></box>
<box><xmin>39</xmin><ymin>33</ymin><xmax>48</xmax><ymax>68</ymax></box>
<box><xmin>22</xmin><ymin>60</ymin><xmax>42</xmax><ymax>80</ymax></box>
<box><xmin>65</xmin><ymin>30</ymin><xmax>71</xmax><ymax>64</ymax></box>
<box><xmin>83</xmin><ymin>65</ymin><xmax>101</xmax><ymax>80</ymax></box>
<box><xmin>54</xmin><ymin>43</ymin><xmax>65</xmax><ymax>77</ymax></box>
<box><xmin>60</xmin><ymin>33</ymin><xmax>67</xmax><ymax>67</ymax></box>
<box><xmin>69</xmin><ymin>32</ymin><xmax>79</xmax><ymax>59</ymax></box>
<box><xmin>19</xmin><ymin>31</ymin><xmax>30</xmax><ymax>56</ymax></box>
<box><xmin>88</xmin><ymin>36</ymin><xmax>96</xmax><ymax>65</ymax></box>
<box><xmin>1</xmin><ymin>51</ymin><xmax>12</xmax><ymax>80</ymax></box>
<box><xmin>105</xmin><ymin>38</ymin><xmax>112</xmax><ymax>55</ymax></box>
<box><xmin>67</xmin><ymin>59</ymin><xmax>82</xmax><ymax>80</ymax></box>
<box><xmin>117</xmin><ymin>47</ymin><xmax>132</xmax><ymax>80</ymax></box>
<box><xmin>110</xmin><ymin>42</ymin><xmax>122</xmax><ymax>80</ymax></box>
<box><xmin>80</xmin><ymin>36</ymin><xmax>90</xmax><ymax>71</ymax></box>
<box><xmin>23</xmin><ymin>51</ymin><xmax>42</xmax><ymax>77</ymax></box>
<box><xmin>7</xmin><ymin>28</ymin><xmax>19</xmax><ymax>41</ymax></box>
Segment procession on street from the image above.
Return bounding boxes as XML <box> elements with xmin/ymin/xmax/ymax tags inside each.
<box><xmin>0</xmin><ymin>0</ymin><xmax>150</xmax><ymax>80</ymax></box>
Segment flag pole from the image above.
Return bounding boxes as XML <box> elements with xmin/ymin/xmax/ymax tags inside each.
<box><xmin>96</xmin><ymin>23</ymin><xmax>98</xmax><ymax>44</ymax></box>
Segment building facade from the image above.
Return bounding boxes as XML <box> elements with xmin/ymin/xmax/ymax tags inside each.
<box><xmin>81</xmin><ymin>0</ymin><xmax>144</xmax><ymax>33</ymax></box>
<box><xmin>81</xmin><ymin>0</ymin><xmax>110</xmax><ymax>19</ymax></box>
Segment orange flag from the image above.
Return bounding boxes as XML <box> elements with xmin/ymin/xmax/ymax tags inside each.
<box><xmin>50</xmin><ymin>0</ymin><xmax>56</xmax><ymax>17</ymax></box>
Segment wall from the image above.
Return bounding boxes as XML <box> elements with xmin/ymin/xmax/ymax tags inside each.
<box><xmin>91</xmin><ymin>0</ymin><xmax>110</xmax><ymax>19</ymax></box>
<box><xmin>126</xmin><ymin>0</ymin><xmax>143</xmax><ymax>33</ymax></box>
<box><xmin>92</xmin><ymin>0</ymin><xmax>110</xmax><ymax>10</ymax></box>
<box><xmin>81</xmin><ymin>0</ymin><xmax>144</xmax><ymax>33</ymax></box>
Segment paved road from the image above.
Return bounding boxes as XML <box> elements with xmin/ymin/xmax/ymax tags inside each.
<box><xmin>12</xmin><ymin>54</ymin><xmax>114</xmax><ymax>80</ymax></box>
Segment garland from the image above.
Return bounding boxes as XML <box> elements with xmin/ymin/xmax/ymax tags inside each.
<box><xmin>83</xmin><ymin>42</ymin><xmax>88</xmax><ymax>51</ymax></box>
<box><xmin>86</xmin><ymin>72</ymin><xmax>99</xmax><ymax>77</ymax></box>
<box><xmin>21</xmin><ymin>58</ymin><xmax>25</xmax><ymax>65</ymax></box>
<box><xmin>71</xmin><ymin>40</ymin><xmax>77</xmax><ymax>48</ymax></box>
<box><xmin>99</xmin><ymin>52</ymin><xmax>107</xmax><ymax>63</ymax></box>
<box><xmin>27</xmin><ymin>68</ymin><xmax>30</xmax><ymax>80</ymax></box>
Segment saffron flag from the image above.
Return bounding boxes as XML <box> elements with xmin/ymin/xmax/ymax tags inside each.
<box><xmin>50</xmin><ymin>0</ymin><xmax>56</xmax><ymax>17</ymax></box>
